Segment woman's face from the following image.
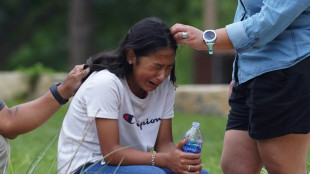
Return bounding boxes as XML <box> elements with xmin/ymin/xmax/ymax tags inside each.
<box><xmin>126</xmin><ymin>48</ymin><xmax>175</xmax><ymax>97</ymax></box>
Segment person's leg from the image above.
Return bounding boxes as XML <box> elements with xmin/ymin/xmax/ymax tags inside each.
<box><xmin>159</xmin><ymin>167</ymin><xmax>210</xmax><ymax>174</ymax></box>
<box><xmin>257</xmin><ymin>133</ymin><xmax>310</xmax><ymax>174</ymax></box>
<box><xmin>221</xmin><ymin>81</ymin><xmax>263</xmax><ymax>174</ymax></box>
<box><xmin>201</xmin><ymin>168</ymin><xmax>210</xmax><ymax>174</ymax></box>
<box><xmin>0</xmin><ymin>135</ymin><xmax>10</xmax><ymax>174</ymax></box>
<box><xmin>221</xmin><ymin>130</ymin><xmax>263</xmax><ymax>174</ymax></box>
<box><xmin>248</xmin><ymin>58</ymin><xmax>310</xmax><ymax>174</ymax></box>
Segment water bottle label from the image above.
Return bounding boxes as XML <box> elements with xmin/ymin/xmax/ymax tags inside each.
<box><xmin>182</xmin><ymin>142</ymin><xmax>201</xmax><ymax>154</ymax></box>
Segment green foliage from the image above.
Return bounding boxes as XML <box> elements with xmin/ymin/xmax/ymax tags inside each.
<box><xmin>12</xmin><ymin>63</ymin><xmax>55</xmax><ymax>99</ymax></box>
<box><xmin>217</xmin><ymin>0</ymin><xmax>238</xmax><ymax>28</ymax></box>
<box><xmin>17</xmin><ymin>63</ymin><xmax>55</xmax><ymax>78</ymax></box>
<box><xmin>17</xmin><ymin>63</ymin><xmax>54</xmax><ymax>88</ymax></box>
<box><xmin>1</xmin><ymin>0</ymin><xmax>238</xmax><ymax>84</ymax></box>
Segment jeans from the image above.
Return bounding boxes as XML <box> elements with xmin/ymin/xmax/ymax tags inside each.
<box><xmin>75</xmin><ymin>162</ymin><xmax>210</xmax><ymax>174</ymax></box>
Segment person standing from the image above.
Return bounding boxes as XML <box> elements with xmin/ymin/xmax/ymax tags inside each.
<box><xmin>171</xmin><ymin>1</ymin><xmax>310</xmax><ymax>174</ymax></box>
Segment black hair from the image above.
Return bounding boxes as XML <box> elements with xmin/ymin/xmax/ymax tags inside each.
<box><xmin>83</xmin><ymin>17</ymin><xmax>178</xmax><ymax>85</ymax></box>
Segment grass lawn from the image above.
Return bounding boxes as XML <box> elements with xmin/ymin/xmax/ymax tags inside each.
<box><xmin>5</xmin><ymin>102</ymin><xmax>310</xmax><ymax>174</ymax></box>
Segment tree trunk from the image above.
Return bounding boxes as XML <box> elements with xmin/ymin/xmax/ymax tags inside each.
<box><xmin>68</xmin><ymin>0</ymin><xmax>94</xmax><ymax>69</ymax></box>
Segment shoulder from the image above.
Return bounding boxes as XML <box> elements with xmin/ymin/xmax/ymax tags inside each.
<box><xmin>85</xmin><ymin>70</ymin><xmax>123</xmax><ymax>88</ymax></box>
<box><xmin>77</xmin><ymin>70</ymin><xmax>125</xmax><ymax>98</ymax></box>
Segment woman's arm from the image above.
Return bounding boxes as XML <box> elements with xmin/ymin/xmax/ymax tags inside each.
<box><xmin>170</xmin><ymin>24</ymin><xmax>233</xmax><ymax>51</ymax></box>
<box><xmin>96</xmin><ymin>118</ymin><xmax>203</xmax><ymax>173</ymax></box>
<box><xmin>0</xmin><ymin>65</ymin><xmax>89</xmax><ymax>139</ymax></box>
<box><xmin>96</xmin><ymin>118</ymin><xmax>157</xmax><ymax>166</ymax></box>
<box><xmin>171</xmin><ymin>1</ymin><xmax>310</xmax><ymax>53</ymax></box>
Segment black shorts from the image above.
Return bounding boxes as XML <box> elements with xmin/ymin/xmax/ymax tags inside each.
<box><xmin>226</xmin><ymin>57</ymin><xmax>310</xmax><ymax>140</ymax></box>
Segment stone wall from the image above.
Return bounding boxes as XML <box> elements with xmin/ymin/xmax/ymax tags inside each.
<box><xmin>175</xmin><ymin>85</ymin><xmax>229</xmax><ymax>116</ymax></box>
<box><xmin>0</xmin><ymin>71</ymin><xmax>30</xmax><ymax>100</ymax></box>
<box><xmin>0</xmin><ymin>72</ymin><xmax>230</xmax><ymax>116</ymax></box>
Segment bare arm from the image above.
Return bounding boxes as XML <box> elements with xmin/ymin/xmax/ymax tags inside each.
<box><xmin>96</xmin><ymin>118</ymin><xmax>202</xmax><ymax>174</ymax></box>
<box><xmin>0</xmin><ymin>65</ymin><xmax>90</xmax><ymax>139</ymax></box>
<box><xmin>170</xmin><ymin>23</ymin><xmax>234</xmax><ymax>51</ymax></box>
<box><xmin>96</xmin><ymin>118</ymin><xmax>156</xmax><ymax>166</ymax></box>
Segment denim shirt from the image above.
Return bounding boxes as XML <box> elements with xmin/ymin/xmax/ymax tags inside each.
<box><xmin>226</xmin><ymin>0</ymin><xmax>310</xmax><ymax>84</ymax></box>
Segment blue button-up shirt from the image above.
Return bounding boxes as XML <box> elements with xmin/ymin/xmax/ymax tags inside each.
<box><xmin>226</xmin><ymin>0</ymin><xmax>310</xmax><ymax>84</ymax></box>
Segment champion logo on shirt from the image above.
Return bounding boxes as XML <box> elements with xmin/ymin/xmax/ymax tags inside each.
<box><xmin>123</xmin><ymin>114</ymin><xmax>135</xmax><ymax>124</ymax></box>
<box><xmin>123</xmin><ymin>113</ymin><xmax>161</xmax><ymax>130</ymax></box>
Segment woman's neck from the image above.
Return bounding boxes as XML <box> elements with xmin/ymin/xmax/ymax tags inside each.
<box><xmin>126</xmin><ymin>75</ymin><xmax>147</xmax><ymax>99</ymax></box>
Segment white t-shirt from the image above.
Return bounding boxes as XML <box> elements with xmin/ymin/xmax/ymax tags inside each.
<box><xmin>57</xmin><ymin>70</ymin><xmax>175</xmax><ymax>173</ymax></box>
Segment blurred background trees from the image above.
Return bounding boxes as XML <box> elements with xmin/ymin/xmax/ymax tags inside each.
<box><xmin>0</xmin><ymin>0</ymin><xmax>237</xmax><ymax>84</ymax></box>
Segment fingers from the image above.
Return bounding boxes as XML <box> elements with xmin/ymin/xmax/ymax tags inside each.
<box><xmin>176</xmin><ymin>138</ymin><xmax>188</xmax><ymax>149</ymax></box>
<box><xmin>78</xmin><ymin>67</ymin><xmax>90</xmax><ymax>79</ymax></box>
<box><xmin>228</xmin><ymin>81</ymin><xmax>234</xmax><ymax>98</ymax></box>
<box><xmin>171</xmin><ymin>24</ymin><xmax>191</xmax><ymax>41</ymax></box>
<box><xmin>70</xmin><ymin>64</ymin><xmax>90</xmax><ymax>79</ymax></box>
<box><xmin>171</xmin><ymin>23</ymin><xmax>188</xmax><ymax>35</ymax></box>
<box><xmin>186</xmin><ymin>164</ymin><xmax>203</xmax><ymax>173</ymax></box>
<box><xmin>60</xmin><ymin>64</ymin><xmax>90</xmax><ymax>98</ymax></box>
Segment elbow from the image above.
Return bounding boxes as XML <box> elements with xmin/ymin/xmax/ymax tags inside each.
<box><xmin>5</xmin><ymin>134</ymin><xmax>18</xmax><ymax>140</ymax></box>
<box><xmin>103</xmin><ymin>156</ymin><xmax>118</xmax><ymax>165</ymax></box>
<box><xmin>101</xmin><ymin>146</ymin><xmax>126</xmax><ymax>165</ymax></box>
<box><xmin>1</xmin><ymin>129</ymin><xmax>18</xmax><ymax>139</ymax></box>
<box><xmin>0</xmin><ymin>124</ymin><xmax>19</xmax><ymax>139</ymax></box>
<box><xmin>102</xmin><ymin>153</ymin><xmax>124</xmax><ymax>166</ymax></box>
<box><xmin>0</xmin><ymin>132</ymin><xmax>18</xmax><ymax>139</ymax></box>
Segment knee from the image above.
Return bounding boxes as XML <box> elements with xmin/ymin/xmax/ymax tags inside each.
<box><xmin>221</xmin><ymin>157</ymin><xmax>234</xmax><ymax>174</ymax></box>
<box><xmin>136</xmin><ymin>166</ymin><xmax>166</xmax><ymax>174</ymax></box>
<box><xmin>264</xmin><ymin>163</ymin><xmax>307</xmax><ymax>174</ymax></box>
<box><xmin>221</xmin><ymin>156</ymin><xmax>261</xmax><ymax>174</ymax></box>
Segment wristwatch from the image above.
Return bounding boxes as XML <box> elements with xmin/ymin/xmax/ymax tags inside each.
<box><xmin>50</xmin><ymin>82</ymin><xmax>69</xmax><ymax>105</ymax></box>
<box><xmin>203</xmin><ymin>30</ymin><xmax>217</xmax><ymax>54</ymax></box>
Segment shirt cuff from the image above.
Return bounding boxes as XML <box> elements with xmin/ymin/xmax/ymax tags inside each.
<box><xmin>226</xmin><ymin>21</ymin><xmax>249</xmax><ymax>53</ymax></box>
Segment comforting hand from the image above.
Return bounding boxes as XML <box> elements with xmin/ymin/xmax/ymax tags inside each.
<box><xmin>167</xmin><ymin>139</ymin><xmax>203</xmax><ymax>174</ymax></box>
<box><xmin>58</xmin><ymin>64</ymin><xmax>90</xmax><ymax>99</ymax></box>
<box><xmin>170</xmin><ymin>23</ymin><xmax>208</xmax><ymax>51</ymax></box>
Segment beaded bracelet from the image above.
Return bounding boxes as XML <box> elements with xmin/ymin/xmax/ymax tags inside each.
<box><xmin>151</xmin><ymin>151</ymin><xmax>156</xmax><ymax>166</ymax></box>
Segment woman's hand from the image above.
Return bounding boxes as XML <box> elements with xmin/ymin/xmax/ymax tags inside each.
<box><xmin>171</xmin><ymin>23</ymin><xmax>207</xmax><ymax>51</ymax></box>
<box><xmin>228</xmin><ymin>81</ymin><xmax>234</xmax><ymax>98</ymax></box>
<box><xmin>166</xmin><ymin>139</ymin><xmax>203</xmax><ymax>174</ymax></box>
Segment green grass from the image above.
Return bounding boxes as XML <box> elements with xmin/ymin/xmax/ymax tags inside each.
<box><xmin>5</xmin><ymin>102</ymin><xmax>310</xmax><ymax>174</ymax></box>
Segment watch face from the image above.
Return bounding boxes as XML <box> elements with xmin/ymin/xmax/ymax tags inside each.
<box><xmin>203</xmin><ymin>30</ymin><xmax>216</xmax><ymax>42</ymax></box>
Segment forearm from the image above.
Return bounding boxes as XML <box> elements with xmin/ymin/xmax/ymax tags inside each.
<box><xmin>171</xmin><ymin>24</ymin><xmax>234</xmax><ymax>51</ymax></box>
<box><xmin>0</xmin><ymin>90</ymin><xmax>61</xmax><ymax>138</ymax></box>
<box><xmin>155</xmin><ymin>141</ymin><xmax>174</xmax><ymax>153</ymax></box>
<box><xmin>214</xmin><ymin>28</ymin><xmax>234</xmax><ymax>50</ymax></box>
<box><xmin>103</xmin><ymin>145</ymin><xmax>169</xmax><ymax>168</ymax></box>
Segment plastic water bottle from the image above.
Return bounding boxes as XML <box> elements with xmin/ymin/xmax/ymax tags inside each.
<box><xmin>182</xmin><ymin>122</ymin><xmax>203</xmax><ymax>154</ymax></box>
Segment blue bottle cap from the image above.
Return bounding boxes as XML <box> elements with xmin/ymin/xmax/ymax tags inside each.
<box><xmin>192</xmin><ymin>122</ymin><xmax>200</xmax><ymax>128</ymax></box>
